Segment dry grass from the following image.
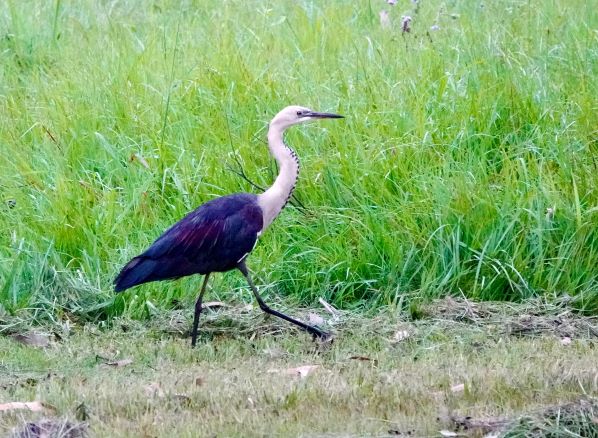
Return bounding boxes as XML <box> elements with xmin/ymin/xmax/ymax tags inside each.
<box><xmin>502</xmin><ymin>397</ymin><xmax>598</xmax><ymax>437</ymax></box>
<box><xmin>1</xmin><ymin>298</ymin><xmax>597</xmax><ymax>437</ymax></box>
<box><xmin>418</xmin><ymin>296</ymin><xmax>598</xmax><ymax>339</ymax></box>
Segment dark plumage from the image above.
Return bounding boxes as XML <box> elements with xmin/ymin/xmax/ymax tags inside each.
<box><xmin>114</xmin><ymin>194</ymin><xmax>262</xmax><ymax>291</ymax></box>
<box><xmin>114</xmin><ymin>105</ymin><xmax>342</xmax><ymax>347</ymax></box>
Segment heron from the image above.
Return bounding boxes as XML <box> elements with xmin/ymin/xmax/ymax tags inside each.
<box><xmin>114</xmin><ymin>105</ymin><xmax>344</xmax><ymax>347</ymax></box>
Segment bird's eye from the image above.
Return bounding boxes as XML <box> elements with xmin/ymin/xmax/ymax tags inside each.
<box><xmin>296</xmin><ymin>111</ymin><xmax>303</xmax><ymax>116</ymax></box>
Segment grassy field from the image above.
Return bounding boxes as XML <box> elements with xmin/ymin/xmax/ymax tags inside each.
<box><xmin>1</xmin><ymin>299</ymin><xmax>597</xmax><ymax>437</ymax></box>
<box><xmin>0</xmin><ymin>0</ymin><xmax>597</xmax><ymax>321</ymax></box>
<box><xmin>1</xmin><ymin>1</ymin><xmax>598</xmax><ymax>436</ymax></box>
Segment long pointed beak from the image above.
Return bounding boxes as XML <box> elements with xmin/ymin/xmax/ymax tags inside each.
<box><xmin>305</xmin><ymin>111</ymin><xmax>344</xmax><ymax>119</ymax></box>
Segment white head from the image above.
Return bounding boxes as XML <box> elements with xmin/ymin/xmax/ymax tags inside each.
<box><xmin>269</xmin><ymin>105</ymin><xmax>344</xmax><ymax>130</ymax></box>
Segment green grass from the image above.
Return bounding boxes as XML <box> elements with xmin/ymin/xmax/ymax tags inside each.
<box><xmin>1</xmin><ymin>302</ymin><xmax>597</xmax><ymax>437</ymax></box>
<box><xmin>1</xmin><ymin>0</ymin><xmax>598</xmax><ymax>322</ymax></box>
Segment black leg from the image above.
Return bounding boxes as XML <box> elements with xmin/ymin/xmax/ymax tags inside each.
<box><xmin>191</xmin><ymin>273</ymin><xmax>211</xmax><ymax>347</ymax></box>
<box><xmin>238</xmin><ymin>261</ymin><xmax>329</xmax><ymax>340</ymax></box>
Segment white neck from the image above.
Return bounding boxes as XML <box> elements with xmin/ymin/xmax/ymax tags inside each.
<box><xmin>257</xmin><ymin>122</ymin><xmax>300</xmax><ymax>230</ymax></box>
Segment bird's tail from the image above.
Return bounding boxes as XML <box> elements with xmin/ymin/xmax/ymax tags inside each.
<box><xmin>114</xmin><ymin>256</ymin><xmax>158</xmax><ymax>292</ymax></box>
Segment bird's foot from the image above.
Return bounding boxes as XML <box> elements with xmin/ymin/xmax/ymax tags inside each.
<box><xmin>311</xmin><ymin>329</ymin><xmax>334</xmax><ymax>345</ymax></box>
<box><xmin>310</xmin><ymin>330</ymin><xmax>334</xmax><ymax>354</ymax></box>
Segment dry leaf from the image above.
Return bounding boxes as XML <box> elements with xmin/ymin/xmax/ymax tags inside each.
<box><xmin>289</xmin><ymin>365</ymin><xmax>319</xmax><ymax>378</ymax></box>
<box><xmin>104</xmin><ymin>358</ymin><xmax>133</xmax><ymax>367</ymax></box>
<box><xmin>268</xmin><ymin>365</ymin><xmax>319</xmax><ymax>379</ymax></box>
<box><xmin>451</xmin><ymin>383</ymin><xmax>465</xmax><ymax>393</ymax></box>
<box><xmin>560</xmin><ymin>337</ymin><xmax>572</xmax><ymax>346</ymax></box>
<box><xmin>202</xmin><ymin>301</ymin><xmax>227</xmax><ymax>309</ymax></box>
<box><xmin>10</xmin><ymin>332</ymin><xmax>50</xmax><ymax>348</ymax></box>
<box><xmin>308</xmin><ymin>312</ymin><xmax>325</xmax><ymax>325</ymax></box>
<box><xmin>439</xmin><ymin>430</ymin><xmax>458</xmax><ymax>437</ymax></box>
<box><xmin>392</xmin><ymin>330</ymin><xmax>410</xmax><ymax>343</ymax></box>
<box><xmin>0</xmin><ymin>401</ymin><xmax>46</xmax><ymax>413</ymax></box>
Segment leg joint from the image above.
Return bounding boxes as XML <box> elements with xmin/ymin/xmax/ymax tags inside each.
<box><xmin>254</xmin><ymin>296</ymin><xmax>270</xmax><ymax>313</ymax></box>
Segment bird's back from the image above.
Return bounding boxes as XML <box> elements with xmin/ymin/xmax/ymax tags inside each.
<box><xmin>114</xmin><ymin>193</ymin><xmax>263</xmax><ymax>292</ymax></box>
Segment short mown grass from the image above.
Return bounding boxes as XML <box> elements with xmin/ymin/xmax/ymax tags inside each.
<box><xmin>1</xmin><ymin>0</ymin><xmax>598</xmax><ymax>323</ymax></box>
<box><xmin>1</xmin><ymin>299</ymin><xmax>597</xmax><ymax>437</ymax></box>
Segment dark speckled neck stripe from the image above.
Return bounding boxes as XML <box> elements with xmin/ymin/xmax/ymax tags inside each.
<box><xmin>283</xmin><ymin>142</ymin><xmax>300</xmax><ymax>208</ymax></box>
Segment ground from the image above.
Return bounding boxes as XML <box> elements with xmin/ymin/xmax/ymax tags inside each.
<box><xmin>1</xmin><ymin>298</ymin><xmax>597</xmax><ymax>437</ymax></box>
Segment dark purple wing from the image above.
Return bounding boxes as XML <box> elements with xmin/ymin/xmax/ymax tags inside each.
<box><xmin>114</xmin><ymin>193</ymin><xmax>263</xmax><ymax>291</ymax></box>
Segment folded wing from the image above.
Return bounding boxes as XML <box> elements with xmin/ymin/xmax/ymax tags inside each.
<box><xmin>114</xmin><ymin>193</ymin><xmax>263</xmax><ymax>291</ymax></box>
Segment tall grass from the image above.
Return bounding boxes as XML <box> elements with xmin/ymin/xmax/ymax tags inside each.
<box><xmin>1</xmin><ymin>0</ymin><xmax>597</xmax><ymax>321</ymax></box>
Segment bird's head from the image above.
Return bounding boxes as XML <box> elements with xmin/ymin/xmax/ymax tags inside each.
<box><xmin>270</xmin><ymin>105</ymin><xmax>344</xmax><ymax>130</ymax></box>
